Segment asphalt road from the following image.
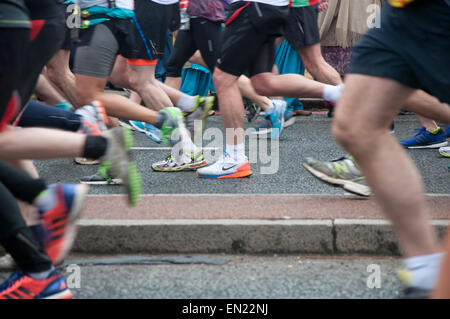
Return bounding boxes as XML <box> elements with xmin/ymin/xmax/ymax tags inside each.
<box><xmin>0</xmin><ymin>254</ymin><xmax>405</xmax><ymax>299</ymax></box>
<box><xmin>34</xmin><ymin>114</ymin><xmax>450</xmax><ymax>195</ymax></box>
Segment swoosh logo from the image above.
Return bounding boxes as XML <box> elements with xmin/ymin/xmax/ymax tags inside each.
<box><xmin>222</xmin><ymin>164</ymin><xmax>237</xmax><ymax>171</ymax></box>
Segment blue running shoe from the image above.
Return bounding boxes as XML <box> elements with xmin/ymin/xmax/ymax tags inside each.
<box><xmin>251</xmin><ymin>100</ymin><xmax>287</xmax><ymax>139</ymax></box>
<box><xmin>445</xmin><ymin>125</ymin><xmax>450</xmax><ymax>138</ymax></box>
<box><xmin>37</xmin><ymin>183</ymin><xmax>89</xmax><ymax>265</ymax></box>
<box><xmin>0</xmin><ymin>269</ymin><xmax>72</xmax><ymax>299</ymax></box>
<box><xmin>284</xmin><ymin>110</ymin><xmax>296</xmax><ymax>128</ymax></box>
<box><xmin>129</xmin><ymin>120</ymin><xmax>162</xmax><ymax>143</ymax></box>
<box><xmin>265</xmin><ymin>100</ymin><xmax>286</xmax><ymax>139</ymax></box>
<box><xmin>399</xmin><ymin>126</ymin><xmax>448</xmax><ymax>149</ymax></box>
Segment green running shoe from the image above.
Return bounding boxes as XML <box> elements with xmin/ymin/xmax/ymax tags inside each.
<box><xmin>100</xmin><ymin>127</ymin><xmax>142</xmax><ymax>206</ymax></box>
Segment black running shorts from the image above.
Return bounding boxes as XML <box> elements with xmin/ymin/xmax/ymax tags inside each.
<box><xmin>350</xmin><ymin>0</ymin><xmax>450</xmax><ymax>104</ymax></box>
<box><xmin>218</xmin><ymin>1</ymin><xmax>289</xmax><ymax>77</ymax></box>
<box><xmin>284</xmin><ymin>5</ymin><xmax>321</xmax><ymax>49</ymax></box>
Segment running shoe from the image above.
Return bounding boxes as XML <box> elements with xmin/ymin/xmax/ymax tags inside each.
<box><xmin>399</xmin><ymin>126</ymin><xmax>448</xmax><ymax>149</ymax></box>
<box><xmin>80</xmin><ymin>173</ymin><xmax>123</xmax><ymax>185</ymax></box>
<box><xmin>100</xmin><ymin>127</ymin><xmax>142</xmax><ymax>206</ymax></box>
<box><xmin>251</xmin><ymin>100</ymin><xmax>287</xmax><ymax>139</ymax></box>
<box><xmin>74</xmin><ymin>157</ymin><xmax>101</xmax><ymax>165</ymax></box>
<box><xmin>246</xmin><ymin>101</ymin><xmax>261</xmax><ymax>123</ymax></box>
<box><xmin>118</xmin><ymin>119</ymin><xmax>137</xmax><ymax>131</ymax></box>
<box><xmin>0</xmin><ymin>270</ymin><xmax>72</xmax><ymax>299</ymax></box>
<box><xmin>75</xmin><ymin>100</ymin><xmax>109</xmax><ymax>136</ymax></box>
<box><xmin>158</xmin><ymin>107</ymin><xmax>190</xmax><ymax>147</ymax></box>
<box><xmin>284</xmin><ymin>110</ymin><xmax>296</xmax><ymax>128</ymax></box>
<box><xmin>37</xmin><ymin>183</ymin><xmax>89</xmax><ymax>265</ymax></box>
<box><xmin>152</xmin><ymin>149</ymin><xmax>207</xmax><ymax>172</ymax></box>
<box><xmin>396</xmin><ymin>269</ymin><xmax>431</xmax><ymax>299</ymax></box>
<box><xmin>129</xmin><ymin>120</ymin><xmax>162</xmax><ymax>143</ymax></box>
<box><xmin>185</xmin><ymin>96</ymin><xmax>215</xmax><ymax>141</ymax></box>
<box><xmin>303</xmin><ymin>156</ymin><xmax>372</xmax><ymax>197</ymax></box>
<box><xmin>445</xmin><ymin>125</ymin><xmax>450</xmax><ymax>138</ymax></box>
<box><xmin>196</xmin><ymin>152</ymin><xmax>252</xmax><ymax>179</ymax></box>
<box><xmin>439</xmin><ymin>146</ymin><xmax>450</xmax><ymax>158</ymax></box>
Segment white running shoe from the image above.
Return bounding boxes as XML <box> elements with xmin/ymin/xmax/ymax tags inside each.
<box><xmin>196</xmin><ymin>152</ymin><xmax>252</xmax><ymax>179</ymax></box>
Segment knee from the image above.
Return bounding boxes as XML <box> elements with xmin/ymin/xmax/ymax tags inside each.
<box><xmin>213</xmin><ymin>68</ymin><xmax>234</xmax><ymax>92</ymax></box>
<box><xmin>250</xmin><ymin>74</ymin><xmax>274</xmax><ymax>97</ymax></box>
<box><xmin>331</xmin><ymin>109</ymin><xmax>369</xmax><ymax>152</ymax></box>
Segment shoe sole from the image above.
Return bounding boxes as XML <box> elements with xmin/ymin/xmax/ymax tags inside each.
<box><xmin>43</xmin><ymin>289</ymin><xmax>73</xmax><ymax>299</ymax></box>
<box><xmin>440</xmin><ymin>152</ymin><xmax>450</xmax><ymax>157</ymax></box>
<box><xmin>406</xmin><ymin>141</ymin><xmax>448</xmax><ymax>149</ymax></box>
<box><xmin>74</xmin><ymin>158</ymin><xmax>101</xmax><ymax>165</ymax></box>
<box><xmin>152</xmin><ymin>160</ymin><xmax>208</xmax><ymax>172</ymax></box>
<box><xmin>80</xmin><ymin>179</ymin><xmax>123</xmax><ymax>185</ymax></box>
<box><xmin>129</xmin><ymin>121</ymin><xmax>147</xmax><ymax>134</ymax></box>
<box><xmin>284</xmin><ymin>117</ymin><xmax>296</xmax><ymax>128</ymax></box>
<box><xmin>119</xmin><ymin>120</ymin><xmax>136</xmax><ymax>131</ymax></box>
<box><xmin>145</xmin><ymin>131</ymin><xmax>162</xmax><ymax>144</ymax></box>
<box><xmin>303</xmin><ymin>163</ymin><xmax>371</xmax><ymax>197</ymax></box>
<box><xmin>53</xmin><ymin>184</ymin><xmax>89</xmax><ymax>265</ymax></box>
<box><xmin>196</xmin><ymin>163</ymin><xmax>253</xmax><ymax>179</ymax></box>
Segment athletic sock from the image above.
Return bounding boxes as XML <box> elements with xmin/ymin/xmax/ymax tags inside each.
<box><xmin>404</xmin><ymin>252</ymin><xmax>444</xmax><ymax>290</ymax></box>
<box><xmin>226</xmin><ymin>143</ymin><xmax>246</xmax><ymax>162</ymax></box>
<box><xmin>323</xmin><ymin>84</ymin><xmax>344</xmax><ymax>103</ymax></box>
<box><xmin>176</xmin><ymin>94</ymin><xmax>198</xmax><ymax>113</ymax></box>
<box><xmin>55</xmin><ymin>99</ymin><xmax>73</xmax><ymax>112</ymax></box>
<box><xmin>82</xmin><ymin>135</ymin><xmax>108</xmax><ymax>159</ymax></box>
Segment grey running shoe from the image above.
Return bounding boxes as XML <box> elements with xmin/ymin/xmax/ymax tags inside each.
<box><xmin>303</xmin><ymin>155</ymin><xmax>372</xmax><ymax>197</ymax></box>
<box><xmin>152</xmin><ymin>149</ymin><xmax>207</xmax><ymax>172</ymax></box>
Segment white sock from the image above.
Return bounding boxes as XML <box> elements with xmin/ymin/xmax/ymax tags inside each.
<box><xmin>226</xmin><ymin>143</ymin><xmax>245</xmax><ymax>162</ymax></box>
<box><xmin>28</xmin><ymin>266</ymin><xmax>55</xmax><ymax>280</ymax></box>
<box><xmin>404</xmin><ymin>253</ymin><xmax>444</xmax><ymax>290</ymax></box>
<box><xmin>176</xmin><ymin>94</ymin><xmax>197</xmax><ymax>113</ymax></box>
<box><xmin>185</xmin><ymin>138</ymin><xmax>198</xmax><ymax>154</ymax></box>
<box><xmin>323</xmin><ymin>84</ymin><xmax>344</xmax><ymax>103</ymax></box>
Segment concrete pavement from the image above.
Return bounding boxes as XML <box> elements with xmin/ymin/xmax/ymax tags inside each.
<box><xmin>31</xmin><ymin>113</ymin><xmax>450</xmax><ymax>255</ymax></box>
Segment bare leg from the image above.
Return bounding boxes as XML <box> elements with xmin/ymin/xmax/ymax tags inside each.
<box><xmin>46</xmin><ymin>49</ymin><xmax>78</xmax><ymax>108</ymax></box>
<box><xmin>76</xmin><ymin>74</ymin><xmax>159</xmax><ymax>124</ymax></box>
<box><xmin>213</xmin><ymin>67</ymin><xmax>245</xmax><ymax>145</ymax></box>
<box><xmin>417</xmin><ymin>115</ymin><xmax>439</xmax><ymax>131</ymax></box>
<box><xmin>332</xmin><ymin>74</ymin><xmax>441</xmax><ymax>258</ymax></box>
<box><xmin>128</xmin><ymin>64</ymin><xmax>173</xmax><ymax>111</ymax></box>
<box><xmin>238</xmin><ymin>75</ymin><xmax>271</xmax><ymax>111</ymax></box>
<box><xmin>0</xmin><ymin>128</ymin><xmax>86</xmax><ymax>160</ymax></box>
<box><xmin>34</xmin><ymin>74</ymin><xmax>65</xmax><ymax>106</ymax></box>
<box><xmin>250</xmin><ymin>72</ymin><xmax>325</xmax><ymax>99</ymax></box>
<box><xmin>298</xmin><ymin>43</ymin><xmax>342</xmax><ymax>85</ymax></box>
<box><xmin>403</xmin><ymin>90</ymin><xmax>450</xmax><ymax>124</ymax></box>
<box><xmin>432</xmin><ymin>229</ymin><xmax>450</xmax><ymax>299</ymax></box>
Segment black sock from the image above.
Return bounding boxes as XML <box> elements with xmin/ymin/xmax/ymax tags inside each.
<box><xmin>82</xmin><ymin>135</ymin><xmax>108</xmax><ymax>159</ymax></box>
